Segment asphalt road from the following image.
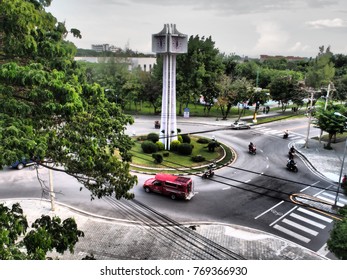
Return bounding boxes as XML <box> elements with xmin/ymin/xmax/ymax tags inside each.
<box><xmin>0</xmin><ymin>116</ymin><xmax>335</xmax><ymax>255</ymax></box>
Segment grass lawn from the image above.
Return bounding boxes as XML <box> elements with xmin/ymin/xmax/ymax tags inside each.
<box><xmin>129</xmin><ymin>136</ymin><xmax>233</xmax><ymax>173</ymax></box>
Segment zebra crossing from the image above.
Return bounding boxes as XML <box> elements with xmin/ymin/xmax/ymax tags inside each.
<box><xmin>271</xmin><ymin>191</ymin><xmax>347</xmax><ymax>245</ymax></box>
<box><xmin>252</xmin><ymin>125</ymin><xmax>303</xmax><ymax>140</ymax></box>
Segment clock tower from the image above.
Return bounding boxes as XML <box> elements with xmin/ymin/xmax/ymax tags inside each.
<box><xmin>152</xmin><ymin>24</ymin><xmax>188</xmax><ymax>150</ymax></box>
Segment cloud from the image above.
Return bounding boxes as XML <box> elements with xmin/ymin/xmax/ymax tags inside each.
<box><xmin>125</xmin><ymin>0</ymin><xmax>337</xmax><ymax>15</ymax></box>
<box><xmin>306</xmin><ymin>18</ymin><xmax>347</xmax><ymax>28</ymax></box>
<box><xmin>253</xmin><ymin>22</ymin><xmax>289</xmax><ymax>54</ymax></box>
<box><xmin>289</xmin><ymin>42</ymin><xmax>311</xmax><ymax>52</ymax></box>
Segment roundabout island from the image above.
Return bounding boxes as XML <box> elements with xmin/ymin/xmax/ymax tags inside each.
<box><xmin>128</xmin><ymin>134</ymin><xmax>236</xmax><ymax>175</ymax></box>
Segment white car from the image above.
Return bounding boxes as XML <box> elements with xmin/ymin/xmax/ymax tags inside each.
<box><xmin>230</xmin><ymin>121</ymin><xmax>252</xmax><ymax>130</ymax></box>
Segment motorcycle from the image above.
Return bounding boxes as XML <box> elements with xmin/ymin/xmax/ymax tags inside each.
<box><xmin>283</xmin><ymin>133</ymin><xmax>289</xmax><ymax>139</ymax></box>
<box><xmin>286</xmin><ymin>161</ymin><xmax>298</xmax><ymax>172</ymax></box>
<box><xmin>249</xmin><ymin>146</ymin><xmax>256</xmax><ymax>155</ymax></box>
<box><xmin>202</xmin><ymin>170</ymin><xmax>215</xmax><ymax>179</ymax></box>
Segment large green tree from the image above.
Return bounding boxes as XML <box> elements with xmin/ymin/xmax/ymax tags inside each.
<box><xmin>0</xmin><ymin>0</ymin><xmax>137</xmax><ymax>199</ymax></box>
<box><xmin>176</xmin><ymin>35</ymin><xmax>224</xmax><ymax>115</ymax></box>
<box><xmin>0</xmin><ymin>203</ymin><xmax>84</xmax><ymax>260</ymax></box>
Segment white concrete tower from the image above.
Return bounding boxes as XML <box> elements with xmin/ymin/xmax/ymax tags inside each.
<box><xmin>152</xmin><ymin>24</ymin><xmax>188</xmax><ymax>150</ymax></box>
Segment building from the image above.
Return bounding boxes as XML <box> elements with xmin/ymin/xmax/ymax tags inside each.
<box><xmin>74</xmin><ymin>56</ymin><xmax>157</xmax><ymax>72</ymax></box>
<box><xmin>91</xmin><ymin>44</ymin><xmax>110</xmax><ymax>52</ymax></box>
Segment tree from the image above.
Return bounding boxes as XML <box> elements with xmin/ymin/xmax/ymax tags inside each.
<box><xmin>0</xmin><ymin>202</ymin><xmax>84</xmax><ymax>260</ymax></box>
<box><xmin>313</xmin><ymin>103</ymin><xmax>346</xmax><ymax>149</ymax></box>
<box><xmin>305</xmin><ymin>46</ymin><xmax>335</xmax><ymax>89</ymax></box>
<box><xmin>176</xmin><ymin>35</ymin><xmax>225</xmax><ymax>115</ymax></box>
<box><xmin>217</xmin><ymin>77</ymin><xmax>253</xmax><ymax>120</ymax></box>
<box><xmin>269</xmin><ymin>76</ymin><xmax>292</xmax><ymax>111</ymax></box>
<box><xmin>0</xmin><ymin>0</ymin><xmax>137</xmax><ymax>200</ymax></box>
<box><xmin>327</xmin><ymin>206</ymin><xmax>347</xmax><ymax>260</ymax></box>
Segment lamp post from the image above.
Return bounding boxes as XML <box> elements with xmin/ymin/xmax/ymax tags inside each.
<box><xmin>333</xmin><ymin>112</ymin><xmax>347</xmax><ymax>207</ymax></box>
<box><xmin>304</xmin><ymin>89</ymin><xmax>314</xmax><ymax>148</ymax></box>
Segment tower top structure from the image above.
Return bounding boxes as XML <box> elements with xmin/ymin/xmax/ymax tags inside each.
<box><xmin>152</xmin><ymin>24</ymin><xmax>188</xmax><ymax>54</ymax></box>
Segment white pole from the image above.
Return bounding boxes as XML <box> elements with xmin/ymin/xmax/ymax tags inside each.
<box><xmin>49</xmin><ymin>168</ymin><xmax>55</xmax><ymax>211</ymax></box>
<box><xmin>304</xmin><ymin>91</ymin><xmax>314</xmax><ymax>148</ymax></box>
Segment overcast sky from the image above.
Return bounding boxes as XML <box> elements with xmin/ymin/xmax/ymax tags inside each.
<box><xmin>46</xmin><ymin>0</ymin><xmax>347</xmax><ymax>58</ymax></box>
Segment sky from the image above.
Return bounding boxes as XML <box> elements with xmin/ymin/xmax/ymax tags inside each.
<box><xmin>46</xmin><ymin>0</ymin><xmax>347</xmax><ymax>58</ymax></box>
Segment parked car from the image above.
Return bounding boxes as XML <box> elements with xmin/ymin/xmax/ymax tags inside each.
<box><xmin>11</xmin><ymin>158</ymin><xmax>35</xmax><ymax>170</ymax></box>
<box><xmin>230</xmin><ymin>121</ymin><xmax>252</xmax><ymax>130</ymax></box>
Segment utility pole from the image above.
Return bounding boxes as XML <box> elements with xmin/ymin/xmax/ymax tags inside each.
<box><xmin>304</xmin><ymin>90</ymin><xmax>314</xmax><ymax>148</ymax></box>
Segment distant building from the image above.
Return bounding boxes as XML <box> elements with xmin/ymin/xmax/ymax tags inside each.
<box><xmin>91</xmin><ymin>44</ymin><xmax>110</xmax><ymax>52</ymax></box>
<box><xmin>260</xmin><ymin>55</ymin><xmax>307</xmax><ymax>62</ymax></box>
<box><xmin>74</xmin><ymin>56</ymin><xmax>156</xmax><ymax>72</ymax></box>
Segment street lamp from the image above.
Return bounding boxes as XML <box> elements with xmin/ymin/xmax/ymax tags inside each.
<box><xmin>333</xmin><ymin>112</ymin><xmax>347</xmax><ymax>207</ymax></box>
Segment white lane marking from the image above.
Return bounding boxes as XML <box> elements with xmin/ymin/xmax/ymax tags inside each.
<box><xmin>222</xmin><ymin>187</ymin><xmax>231</xmax><ymax>190</ymax></box>
<box><xmin>245</xmin><ymin>179</ymin><xmax>251</xmax><ymax>183</ymax></box>
<box><xmin>273</xmin><ymin>224</ymin><xmax>311</xmax><ymax>243</ymax></box>
<box><xmin>269</xmin><ymin>206</ymin><xmax>297</xmax><ymax>227</ymax></box>
<box><xmin>254</xmin><ymin>200</ymin><xmax>285</xmax><ymax>220</ymax></box>
<box><xmin>300</xmin><ymin>181</ymin><xmax>320</xmax><ymax>193</ymax></box>
<box><xmin>297</xmin><ymin>207</ymin><xmax>333</xmax><ymax>223</ymax></box>
<box><xmin>282</xmin><ymin>218</ymin><xmax>319</xmax><ymax>236</ymax></box>
<box><xmin>290</xmin><ymin>213</ymin><xmax>326</xmax><ymax>229</ymax></box>
<box><xmin>316</xmin><ymin>195</ymin><xmax>344</xmax><ymax>207</ymax></box>
<box><xmin>321</xmin><ymin>192</ymin><xmax>347</xmax><ymax>205</ymax></box>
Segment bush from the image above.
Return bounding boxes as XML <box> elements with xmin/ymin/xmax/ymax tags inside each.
<box><xmin>141</xmin><ymin>141</ymin><xmax>158</xmax><ymax>154</ymax></box>
<box><xmin>152</xmin><ymin>153</ymin><xmax>163</xmax><ymax>164</ymax></box>
<box><xmin>147</xmin><ymin>133</ymin><xmax>159</xmax><ymax>143</ymax></box>
<box><xmin>208</xmin><ymin>141</ymin><xmax>220</xmax><ymax>152</ymax></box>
<box><xmin>170</xmin><ymin>140</ymin><xmax>181</xmax><ymax>152</ymax></box>
<box><xmin>181</xmin><ymin>134</ymin><xmax>191</xmax><ymax>143</ymax></box>
<box><xmin>177</xmin><ymin>135</ymin><xmax>183</xmax><ymax>143</ymax></box>
<box><xmin>163</xmin><ymin>152</ymin><xmax>170</xmax><ymax>157</ymax></box>
<box><xmin>191</xmin><ymin>155</ymin><xmax>206</xmax><ymax>162</ymax></box>
<box><xmin>177</xmin><ymin>143</ymin><xmax>193</xmax><ymax>155</ymax></box>
<box><xmin>156</xmin><ymin>141</ymin><xmax>165</xmax><ymax>151</ymax></box>
<box><xmin>197</xmin><ymin>138</ymin><xmax>210</xmax><ymax>144</ymax></box>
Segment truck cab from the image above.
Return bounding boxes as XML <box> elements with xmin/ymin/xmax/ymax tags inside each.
<box><xmin>143</xmin><ymin>173</ymin><xmax>194</xmax><ymax>200</ymax></box>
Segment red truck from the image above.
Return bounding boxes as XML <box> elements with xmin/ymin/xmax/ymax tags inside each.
<box><xmin>143</xmin><ymin>173</ymin><xmax>195</xmax><ymax>200</ymax></box>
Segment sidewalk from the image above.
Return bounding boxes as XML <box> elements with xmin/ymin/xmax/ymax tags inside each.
<box><xmin>2</xmin><ymin>115</ymin><xmax>344</xmax><ymax>260</ymax></box>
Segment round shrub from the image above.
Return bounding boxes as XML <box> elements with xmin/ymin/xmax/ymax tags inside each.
<box><xmin>147</xmin><ymin>133</ymin><xmax>159</xmax><ymax>143</ymax></box>
<box><xmin>170</xmin><ymin>140</ymin><xmax>181</xmax><ymax>152</ymax></box>
<box><xmin>197</xmin><ymin>138</ymin><xmax>210</xmax><ymax>144</ymax></box>
<box><xmin>181</xmin><ymin>134</ymin><xmax>191</xmax><ymax>143</ymax></box>
<box><xmin>177</xmin><ymin>135</ymin><xmax>183</xmax><ymax>143</ymax></box>
<box><xmin>177</xmin><ymin>143</ymin><xmax>193</xmax><ymax>155</ymax></box>
<box><xmin>152</xmin><ymin>153</ymin><xmax>163</xmax><ymax>164</ymax></box>
<box><xmin>163</xmin><ymin>152</ymin><xmax>170</xmax><ymax>157</ymax></box>
<box><xmin>141</xmin><ymin>140</ymin><xmax>158</xmax><ymax>154</ymax></box>
<box><xmin>156</xmin><ymin>141</ymin><xmax>165</xmax><ymax>151</ymax></box>
<box><xmin>191</xmin><ymin>155</ymin><xmax>206</xmax><ymax>162</ymax></box>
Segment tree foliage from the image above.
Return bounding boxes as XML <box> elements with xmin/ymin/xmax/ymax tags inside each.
<box><xmin>0</xmin><ymin>0</ymin><xmax>137</xmax><ymax>200</ymax></box>
<box><xmin>0</xmin><ymin>203</ymin><xmax>83</xmax><ymax>260</ymax></box>
<box><xmin>327</xmin><ymin>206</ymin><xmax>347</xmax><ymax>260</ymax></box>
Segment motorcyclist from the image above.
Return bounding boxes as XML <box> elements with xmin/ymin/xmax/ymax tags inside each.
<box><xmin>287</xmin><ymin>158</ymin><xmax>295</xmax><ymax>167</ymax></box>
<box><xmin>288</xmin><ymin>145</ymin><xmax>295</xmax><ymax>159</ymax></box>
<box><xmin>249</xmin><ymin>142</ymin><xmax>255</xmax><ymax>152</ymax></box>
<box><xmin>283</xmin><ymin>130</ymin><xmax>289</xmax><ymax>138</ymax></box>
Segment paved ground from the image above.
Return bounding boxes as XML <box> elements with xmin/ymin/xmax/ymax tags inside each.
<box><xmin>2</xmin><ymin>114</ymin><xmax>345</xmax><ymax>260</ymax></box>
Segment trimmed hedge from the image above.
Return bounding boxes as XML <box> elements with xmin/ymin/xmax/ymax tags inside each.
<box><xmin>147</xmin><ymin>133</ymin><xmax>159</xmax><ymax>143</ymax></box>
<box><xmin>152</xmin><ymin>153</ymin><xmax>163</xmax><ymax>164</ymax></box>
<box><xmin>191</xmin><ymin>155</ymin><xmax>206</xmax><ymax>162</ymax></box>
<box><xmin>181</xmin><ymin>134</ymin><xmax>191</xmax><ymax>143</ymax></box>
<box><xmin>197</xmin><ymin>137</ymin><xmax>210</xmax><ymax>144</ymax></box>
<box><xmin>177</xmin><ymin>143</ymin><xmax>193</xmax><ymax>155</ymax></box>
<box><xmin>141</xmin><ymin>140</ymin><xmax>158</xmax><ymax>153</ymax></box>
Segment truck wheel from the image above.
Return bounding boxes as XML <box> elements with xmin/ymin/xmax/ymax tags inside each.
<box><xmin>170</xmin><ymin>194</ymin><xmax>176</xmax><ymax>200</ymax></box>
<box><xmin>144</xmin><ymin>187</ymin><xmax>150</xmax><ymax>193</ymax></box>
